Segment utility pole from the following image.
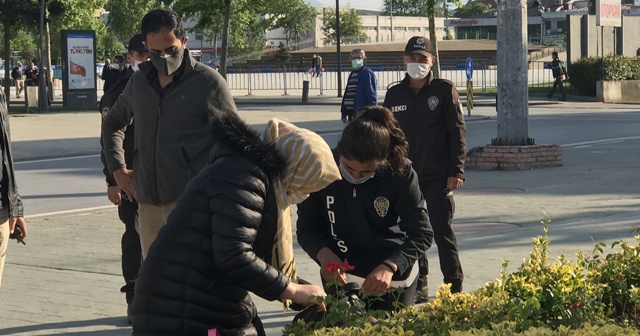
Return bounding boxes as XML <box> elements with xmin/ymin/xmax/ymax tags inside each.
<box><xmin>38</xmin><ymin>0</ymin><xmax>48</xmax><ymax>113</ymax></box>
<box><xmin>495</xmin><ymin>0</ymin><xmax>530</xmax><ymax>145</ymax></box>
<box><xmin>336</xmin><ymin>0</ymin><xmax>342</xmax><ymax>97</ymax></box>
<box><xmin>390</xmin><ymin>0</ymin><xmax>394</xmax><ymax>42</ymax></box>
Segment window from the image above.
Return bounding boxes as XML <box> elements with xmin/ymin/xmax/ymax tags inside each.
<box><xmin>408</xmin><ymin>27</ymin><xmax>421</xmax><ymax>31</ymax></box>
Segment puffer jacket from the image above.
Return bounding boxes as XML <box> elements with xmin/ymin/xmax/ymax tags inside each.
<box><xmin>132</xmin><ymin>113</ymin><xmax>289</xmax><ymax>336</ymax></box>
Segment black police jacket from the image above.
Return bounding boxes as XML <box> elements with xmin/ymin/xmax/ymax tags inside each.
<box><xmin>383</xmin><ymin>74</ymin><xmax>466</xmax><ymax>181</ymax></box>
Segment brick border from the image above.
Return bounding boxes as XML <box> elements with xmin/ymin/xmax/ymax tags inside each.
<box><xmin>466</xmin><ymin>145</ymin><xmax>563</xmax><ymax>170</ymax></box>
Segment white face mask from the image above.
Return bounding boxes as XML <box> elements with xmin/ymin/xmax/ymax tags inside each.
<box><xmin>339</xmin><ymin>163</ymin><xmax>375</xmax><ymax>185</ymax></box>
<box><xmin>132</xmin><ymin>60</ymin><xmax>145</xmax><ymax>72</ymax></box>
<box><xmin>406</xmin><ymin>63</ymin><xmax>430</xmax><ymax>80</ymax></box>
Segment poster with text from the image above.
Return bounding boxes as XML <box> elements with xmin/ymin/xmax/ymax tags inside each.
<box><xmin>67</xmin><ymin>33</ymin><xmax>95</xmax><ymax>90</ymax></box>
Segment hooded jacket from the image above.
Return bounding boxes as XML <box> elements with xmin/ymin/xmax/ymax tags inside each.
<box><xmin>101</xmin><ymin>50</ymin><xmax>237</xmax><ymax>205</ymax></box>
<box><xmin>132</xmin><ymin>113</ymin><xmax>289</xmax><ymax>336</ymax></box>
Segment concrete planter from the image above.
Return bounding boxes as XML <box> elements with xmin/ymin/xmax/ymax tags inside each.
<box><xmin>597</xmin><ymin>80</ymin><xmax>640</xmax><ymax>103</ymax></box>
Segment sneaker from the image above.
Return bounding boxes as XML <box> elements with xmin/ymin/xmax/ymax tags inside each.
<box><xmin>414</xmin><ymin>275</ymin><xmax>429</xmax><ymax>304</ymax></box>
<box><xmin>127</xmin><ymin>304</ymin><xmax>133</xmax><ymax>325</ymax></box>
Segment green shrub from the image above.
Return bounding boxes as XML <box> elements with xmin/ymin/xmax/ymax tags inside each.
<box><xmin>283</xmin><ymin>218</ymin><xmax>640</xmax><ymax>335</ymax></box>
<box><xmin>569</xmin><ymin>56</ymin><xmax>640</xmax><ymax>96</ymax></box>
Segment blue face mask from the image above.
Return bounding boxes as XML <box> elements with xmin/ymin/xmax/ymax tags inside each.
<box><xmin>339</xmin><ymin>163</ymin><xmax>374</xmax><ymax>185</ymax></box>
<box><xmin>352</xmin><ymin>59</ymin><xmax>364</xmax><ymax>70</ymax></box>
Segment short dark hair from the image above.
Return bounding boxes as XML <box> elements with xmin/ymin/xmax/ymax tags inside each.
<box><xmin>141</xmin><ymin>9</ymin><xmax>185</xmax><ymax>41</ymax></box>
<box><xmin>552</xmin><ymin>51</ymin><xmax>558</xmax><ymax>57</ymax></box>
<box><xmin>114</xmin><ymin>55</ymin><xmax>125</xmax><ymax>63</ymax></box>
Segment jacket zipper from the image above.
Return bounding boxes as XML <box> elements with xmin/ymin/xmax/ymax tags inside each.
<box><xmin>153</xmin><ymin>94</ymin><xmax>162</xmax><ymax>203</ymax></box>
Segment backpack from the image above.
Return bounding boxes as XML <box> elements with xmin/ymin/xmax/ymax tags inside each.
<box><xmin>11</xmin><ymin>67</ymin><xmax>22</xmax><ymax>80</ymax></box>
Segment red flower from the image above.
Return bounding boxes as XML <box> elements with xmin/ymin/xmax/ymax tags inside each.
<box><xmin>341</xmin><ymin>259</ymin><xmax>355</xmax><ymax>272</ymax></box>
<box><xmin>325</xmin><ymin>261</ymin><xmax>340</xmax><ymax>274</ymax></box>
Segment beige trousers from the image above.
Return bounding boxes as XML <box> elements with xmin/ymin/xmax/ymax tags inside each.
<box><xmin>138</xmin><ymin>202</ymin><xmax>176</xmax><ymax>259</ymax></box>
<box><xmin>0</xmin><ymin>209</ymin><xmax>10</xmax><ymax>289</ymax></box>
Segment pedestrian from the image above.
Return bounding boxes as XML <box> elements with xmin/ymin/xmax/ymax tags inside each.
<box><xmin>24</xmin><ymin>62</ymin><xmax>38</xmax><ymax>87</ymax></box>
<box><xmin>98</xmin><ymin>33</ymin><xmax>149</xmax><ymax>325</ymax></box>
<box><xmin>103</xmin><ymin>55</ymin><xmax>128</xmax><ymax>92</ymax></box>
<box><xmin>299</xmin><ymin>56</ymin><xmax>305</xmax><ymax>72</ymax></box>
<box><xmin>101</xmin><ymin>9</ymin><xmax>238</xmax><ymax>259</ymax></box>
<box><xmin>340</xmin><ymin>49</ymin><xmax>378</xmax><ymax>124</ymax></box>
<box><xmin>0</xmin><ymin>88</ymin><xmax>28</xmax><ymax>289</ymax></box>
<box><xmin>297</xmin><ymin>106</ymin><xmax>434</xmax><ymax>312</ymax></box>
<box><xmin>383</xmin><ymin>36</ymin><xmax>467</xmax><ymax>302</ymax></box>
<box><xmin>546</xmin><ymin>51</ymin><xmax>568</xmax><ymax>101</ymax></box>
<box><xmin>11</xmin><ymin>63</ymin><xmax>24</xmax><ymax>99</ymax></box>
<box><xmin>101</xmin><ymin>58</ymin><xmax>111</xmax><ymax>89</ymax></box>
<box><xmin>312</xmin><ymin>53</ymin><xmax>322</xmax><ymax>77</ymax></box>
<box><xmin>132</xmin><ymin>114</ymin><xmax>339</xmax><ymax>335</ymax></box>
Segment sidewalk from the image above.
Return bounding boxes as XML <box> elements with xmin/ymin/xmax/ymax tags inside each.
<box><xmin>1</xmin><ymin>104</ymin><xmax>639</xmax><ymax>335</ymax></box>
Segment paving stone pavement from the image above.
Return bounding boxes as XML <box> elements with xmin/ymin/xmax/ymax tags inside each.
<box><xmin>0</xmin><ymin>98</ymin><xmax>639</xmax><ymax>335</ymax></box>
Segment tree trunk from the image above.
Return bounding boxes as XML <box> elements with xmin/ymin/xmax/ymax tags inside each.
<box><xmin>3</xmin><ymin>19</ymin><xmax>11</xmax><ymax>109</ymax></box>
<box><xmin>428</xmin><ymin>15</ymin><xmax>440</xmax><ymax>78</ymax></box>
<box><xmin>45</xmin><ymin>20</ymin><xmax>53</xmax><ymax>83</ymax></box>
<box><xmin>495</xmin><ymin>0</ymin><xmax>530</xmax><ymax>145</ymax></box>
<box><xmin>220</xmin><ymin>0</ymin><xmax>232</xmax><ymax>80</ymax></box>
<box><xmin>213</xmin><ymin>31</ymin><xmax>218</xmax><ymax>62</ymax></box>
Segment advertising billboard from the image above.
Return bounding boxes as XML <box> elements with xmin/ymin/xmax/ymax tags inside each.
<box><xmin>596</xmin><ymin>0</ymin><xmax>622</xmax><ymax>27</ymax></box>
<box><xmin>61</xmin><ymin>30</ymin><xmax>97</xmax><ymax>108</ymax></box>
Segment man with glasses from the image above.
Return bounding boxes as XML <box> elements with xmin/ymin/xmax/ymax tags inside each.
<box><xmin>102</xmin><ymin>9</ymin><xmax>238</xmax><ymax>259</ymax></box>
<box><xmin>383</xmin><ymin>36</ymin><xmax>467</xmax><ymax>303</ymax></box>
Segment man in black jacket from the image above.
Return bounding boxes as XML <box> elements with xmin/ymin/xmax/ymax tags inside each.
<box><xmin>99</xmin><ymin>33</ymin><xmax>149</xmax><ymax>325</ymax></box>
<box><xmin>0</xmin><ymin>88</ymin><xmax>27</xmax><ymax>289</ymax></box>
<box><xmin>546</xmin><ymin>52</ymin><xmax>568</xmax><ymax>101</ymax></box>
<box><xmin>383</xmin><ymin>36</ymin><xmax>467</xmax><ymax>302</ymax></box>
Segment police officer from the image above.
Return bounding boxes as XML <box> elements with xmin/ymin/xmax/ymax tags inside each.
<box><xmin>98</xmin><ymin>33</ymin><xmax>149</xmax><ymax>325</ymax></box>
<box><xmin>383</xmin><ymin>36</ymin><xmax>466</xmax><ymax>302</ymax></box>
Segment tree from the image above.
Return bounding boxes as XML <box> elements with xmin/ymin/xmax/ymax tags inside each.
<box><xmin>0</xmin><ymin>0</ymin><xmax>40</xmax><ymax>107</ymax></box>
<box><xmin>382</xmin><ymin>0</ymin><xmax>447</xmax><ymax>17</ymax></box>
<box><xmin>321</xmin><ymin>8</ymin><xmax>368</xmax><ymax>45</ymax></box>
<box><xmin>273</xmin><ymin>41</ymin><xmax>291</xmax><ymax>62</ymax></box>
<box><xmin>267</xmin><ymin>0</ymin><xmax>316</xmax><ymax>46</ymax></box>
<box><xmin>455</xmin><ymin>2</ymin><xmax>491</xmax><ymax>18</ymax></box>
<box><xmin>382</xmin><ymin>0</ymin><xmax>461</xmax><ymax>78</ymax></box>
<box><xmin>106</xmin><ymin>0</ymin><xmax>157</xmax><ymax>42</ymax></box>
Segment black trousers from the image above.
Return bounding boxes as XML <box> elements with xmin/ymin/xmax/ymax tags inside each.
<box><xmin>549</xmin><ymin>77</ymin><xmax>566</xmax><ymax>99</ymax></box>
<box><xmin>119</xmin><ymin>197</ymin><xmax>141</xmax><ymax>305</ymax></box>
<box><xmin>418</xmin><ymin>178</ymin><xmax>463</xmax><ymax>292</ymax></box>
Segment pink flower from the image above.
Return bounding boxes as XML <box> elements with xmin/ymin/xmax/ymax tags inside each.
<box><xmin>341</xmin><ymin>259</ymin><xmax>355</xmax><ymax>272</ymax></box>
<box><xmin>325</xmin><ymin>261</ymin><xmax>340</xmax><ymax>274</ymax></box>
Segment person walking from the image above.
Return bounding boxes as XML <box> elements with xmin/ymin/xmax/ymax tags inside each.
<box><xmin>297</xmin><ymin>106</ymin><xmax>433</xmax><ymax>312</ymax></box>
<box><xmin>0</xmin><ymin>88</ymin><xmax>27</xmax><ymax>289</ymax></box>
<box><xmin>11</xmin><ymin>63</ymin><xmax>24</xmax><ymax>99</ymax></box>
<box><xmin>547</xmin><ymin>51</ymin><xmax>568</xmax><ymax>101</ymax></box>
<box><xmin>383</xmin><ymin>36</ymin><xmax>467</xmax><ymax>302</ymax></box>
<box><xmin>340</xmin><ymin>49</ymin><xmax>377</xmax><ymax>124</ymax></box>
<box><xmin>132</xmin><ymin>115</ymin><xmax>338</xmax><ymax>335</ymax></box>
<box><xmin>101</xmin><ymin>9</ymin><xmax>238</xmax><ymax>259</ymax></box>
<box><xmin>24</xmin><ymin>62</ymin><xmax>38</xmax><ymax>87</ymax></box>
<box><xmin>311</xmin><ymin>53</ymin><xmax>323</xmax><ymax>77</ymax></box>
<box><xmin>103</xmin><ymin>55</ymin><xmax>128</xmax><ymax>92</ymax></box>
<box><xmin>98</xmin><ymin>33</ymin><xmax>149</xmax><ymax>325</ymax></box>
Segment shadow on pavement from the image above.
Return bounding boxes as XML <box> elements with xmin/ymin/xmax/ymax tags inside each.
<box><xmin>0</xmin><ymin>317</ymin><xmax>130</xmax><ymax>335</ymax></box>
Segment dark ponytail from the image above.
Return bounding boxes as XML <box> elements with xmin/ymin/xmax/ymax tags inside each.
<box><xmin>337</xmin><ymin>106</ymin><xmax>409</xmax><ymax>175</ymax></box>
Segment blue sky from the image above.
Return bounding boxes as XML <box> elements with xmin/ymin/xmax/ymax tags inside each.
<box><xmin>312</xmin><ymin>0</ymin><xmax>384</xmax><ymax>11</ymax></box>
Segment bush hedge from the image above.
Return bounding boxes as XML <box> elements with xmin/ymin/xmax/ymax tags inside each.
<box><xmin>283</xmin><ymin>220</ymin><xmax>640</xmax><ymax>335</ymax></box>
<box><xmin>569</xmin><ymin>56</ymin><xmax>640</xmax><ymax>96</ymax></box>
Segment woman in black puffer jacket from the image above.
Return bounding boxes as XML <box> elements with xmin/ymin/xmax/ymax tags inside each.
<box><xmin>132</xmin><ymin>113</ymin><xmax>338</xmax><ymax>336</ymax></box>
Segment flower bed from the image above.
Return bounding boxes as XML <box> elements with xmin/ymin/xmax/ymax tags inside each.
<box><xmin>284</xmin><ymin>217</ymin><xmax>640</xmax><ymax>335</ymax></box>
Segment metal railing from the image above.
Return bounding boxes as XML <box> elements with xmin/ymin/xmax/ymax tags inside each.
<box><xmin>225</xmin><ymin>61</ymin><xmax>558</xmax><ymax>95</ymax></box>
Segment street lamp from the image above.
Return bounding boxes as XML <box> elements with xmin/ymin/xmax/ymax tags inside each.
<box><xmin>336</xmin><ymin>0</ymin><xmax>342</xmax><ymax>97</ymax></box>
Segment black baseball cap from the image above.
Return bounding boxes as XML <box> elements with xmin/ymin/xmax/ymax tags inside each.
<box><xmin>405</xmin><ymin>36</ymin><xmax>432</xmax><ymax>57</ymax></box>
<box><xmin>127</xmin><ymin>34</ymin><xmax>147</xmax><ymax>53</ymax></box>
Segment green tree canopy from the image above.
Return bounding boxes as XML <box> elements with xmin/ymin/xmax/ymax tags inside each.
<box><xmin>382</xmin><ymin>0</ymin><xmax>449</xmax><ymax>17</ymax></box>
<box><xmin>321</xmin><ymin>8</ymin><xmax>368</xmax><ymax>45</ymax></box>
<box><xmin>266</xmin><ymin>0</ymin><xmax>316</xmax><ymax>45</ymax></box>
<box><xmin>107</xmin><ymin>0</ymin><xmax>157</xmax><ymax>42</ymax></box>
<box><xmin>455</xmin><ymin>2</ymin><xmax>491</xmax><ymax>18</ymax></box>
